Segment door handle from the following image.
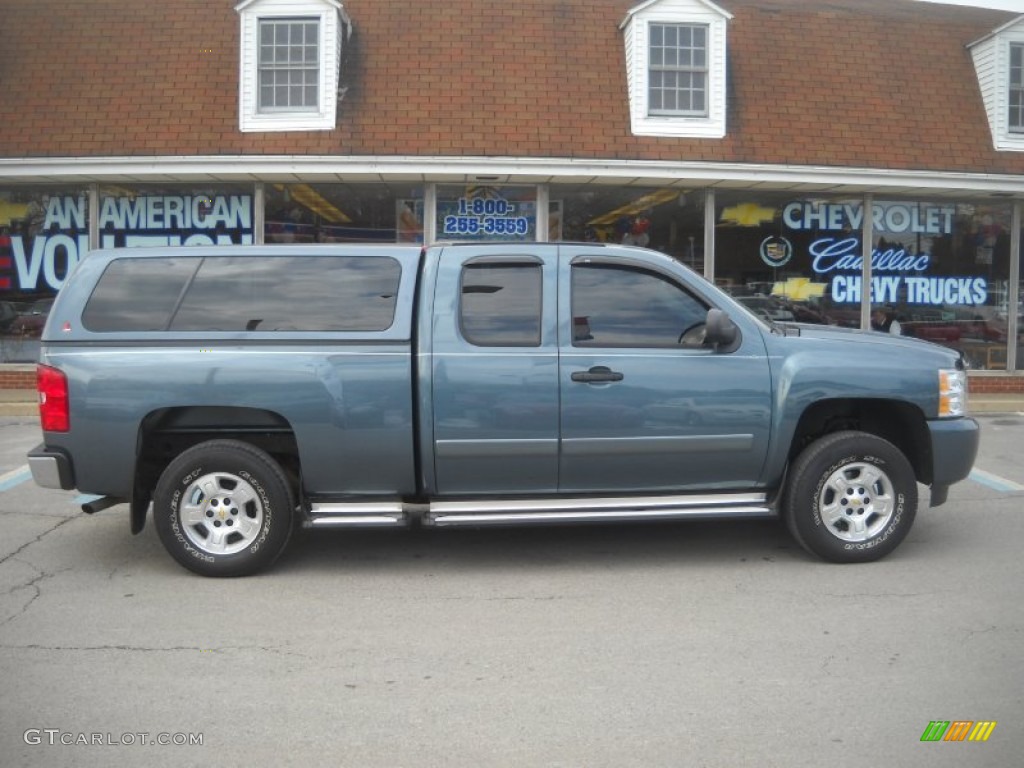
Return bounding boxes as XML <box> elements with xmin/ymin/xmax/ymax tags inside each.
<box><xmin>571</xmin><ymin>366</ymin><xmax>624</xmax><ymax>383</ymax></box>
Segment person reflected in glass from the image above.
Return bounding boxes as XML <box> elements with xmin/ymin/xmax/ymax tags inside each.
<box><xmin>871</xmin><ymin>306</ymin><xmax>902</xmax><ymax>335</ymax></box>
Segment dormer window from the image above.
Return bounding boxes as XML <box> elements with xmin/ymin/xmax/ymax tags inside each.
<box><xmin>621</xmin><ymin>0</ymin><xmax>731</xmax><ymax>139</ymax></box>
<box><xmin>236</xmin><ymin>0</ymin><xmax>351</xmax><ymax>133</ymax></box>
<box><xmin>969</xmin><ymin>16</ymin><xmax>1024</xmax><ymax>151</ymax></box>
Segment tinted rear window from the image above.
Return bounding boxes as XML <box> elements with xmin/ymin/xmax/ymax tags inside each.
<box><xmin>82</xmin><ymin>257</ymin><xmax>197</xmax><ymax>332</ymax></box>
<box><xmin>82</xmin><ymin>255</ymin><xmax>402</xmax><ymax>333</ymax></box>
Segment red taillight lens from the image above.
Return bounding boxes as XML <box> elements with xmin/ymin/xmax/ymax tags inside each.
<box><xmin>37</xmin><ymin>364</ymin><xmax>69</xmax><ymax>432</ymax></box>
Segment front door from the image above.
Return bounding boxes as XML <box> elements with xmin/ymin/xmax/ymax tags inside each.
<box><xmin>557</xmin><ymin>248</ymin><xmax>773</xmax><ymax>493</ymax></box>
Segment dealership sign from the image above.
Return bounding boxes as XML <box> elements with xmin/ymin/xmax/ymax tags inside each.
<box><xmin>6</xmin><ymin>194</ymin><xmax>253</xmax><ymax>292</ymax></box>
<box><xmin>780</xmin><ymin>201</ymin><xmax>987</xmax><ymax>306</ymax></box>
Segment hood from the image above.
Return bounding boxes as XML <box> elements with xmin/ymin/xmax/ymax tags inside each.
<box><xmin>775</xmin><ymin>323</ymin><xmax>965</xmax><ymax>365</ymax></box>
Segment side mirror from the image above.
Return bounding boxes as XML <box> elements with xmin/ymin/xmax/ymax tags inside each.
<box><xmin>705</xmin><ymin>308</ymin><xmax>738</xmax><ymax>350</ymax></box>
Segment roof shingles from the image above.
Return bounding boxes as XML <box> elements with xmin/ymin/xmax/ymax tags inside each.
<box><xmin>0</xmin><ymin>0</ymin><xmax>1020</xmax><ymax>175</ymax></box>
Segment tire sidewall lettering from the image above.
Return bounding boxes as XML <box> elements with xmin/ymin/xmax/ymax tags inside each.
<box><xmin>237</xmin><ymin>469</ymin><xmax>272</xmax><ymax>554</ymax></box>
<box><xmin>168</xmin><ymin>482</ymin><xmax>214</xmax><ymax>564</ymax></box>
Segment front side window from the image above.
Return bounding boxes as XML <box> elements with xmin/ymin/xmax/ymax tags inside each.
<box><xmin>648</xmin><ymin>23</ymin><xmax>708</xmax><ymax>117</ymax></box>
<box><xmin>258</xmin><ymin>18</ymin><xmax>319</xmax><ymax>112</ymax></box>
<box><xmin>1011</xmin><ymin>43</ymin><xmax>1024</xmax><ymax>133</ymax></box>
<box><xmin>460</xmin><ymin>263</ymin><xmax>542</xmax><ymax>347</ymax></box>
<box><xmin>571</xmin><ymin>264</ymin><xmax>708</xmax><ymax>347</ymax></box>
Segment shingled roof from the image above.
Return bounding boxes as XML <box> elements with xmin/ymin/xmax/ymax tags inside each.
<box><xmin>0</xmin><ymin>0</ymin><xmax>1021</xmax><ymax>176</ymax></box>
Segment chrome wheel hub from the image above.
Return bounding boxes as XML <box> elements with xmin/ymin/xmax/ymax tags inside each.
<box><xmin>818</xmin><ymin>462</ymin><xmax>895</xmax><ymax>543</ymax></box>
<box><xmin>179</xmin><ymin>472</ymin><xmax>264</xmax><ymax>555</ymax></box>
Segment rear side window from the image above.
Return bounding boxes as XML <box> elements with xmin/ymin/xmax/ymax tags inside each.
<box><xmin>170</xmin><ymin>256</ymin><xmax>400</xmax><ymax>332</ymax></box>
<box><xmin>459</xmin><ymin>263</ymin><xmax>542</xmax><ymax>346</ymax></box>
<box><xmin>82</xmin><ymin>257</ymin><xmax>198</xmax><ymax>332</ymax></box>
<box><xmin>82</xmin><ymin>255</ymin><xmax>402</xmax><ymax>333</ymax></box>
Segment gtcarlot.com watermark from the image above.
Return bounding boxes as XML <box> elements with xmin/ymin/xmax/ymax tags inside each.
<box><xmin>24</xmin><ymin>729</ymin><xmax>203</xmax><ymax>747</ymax></box>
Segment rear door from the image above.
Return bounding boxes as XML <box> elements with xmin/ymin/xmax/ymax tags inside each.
<box><xmin>430</xmin><ymin>245</ymin><xmax>559</xmax><ymax>494</ymax></box>
<box><xmin>557</xmin><ymin>247</ymin><xmax>773</xmax><ymax>493</ymax></box>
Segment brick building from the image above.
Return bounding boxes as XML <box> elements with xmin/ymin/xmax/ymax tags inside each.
<box><xmin>1</xmin><ymin>0</ymin><xmax>1022</xmax><ymax>388</ymax></box>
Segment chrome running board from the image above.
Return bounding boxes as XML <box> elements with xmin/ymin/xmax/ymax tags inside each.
<box><xmin>304</xmin><ymin>493</ymin><xmax>772</xmax><ymax>528</ymax></box>
<box><xmin>426</xmin><ymin>493</ymin><xmax>771</xmax><ymax>527</ymax></box>
<box><xmin>305</xmin><ymin>501</ymin><xmax>407</xmax><ymax>528</ymax></box>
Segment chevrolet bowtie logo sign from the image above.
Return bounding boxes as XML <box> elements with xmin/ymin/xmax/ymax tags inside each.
<box><xmin>719</xmin><ymin>203</ymin><xmax>776</xmax><ymax>227</ymax></box>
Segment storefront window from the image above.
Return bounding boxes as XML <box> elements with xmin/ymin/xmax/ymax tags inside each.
<box><xmin>867</xmin><ymin>199</ymin><xmax>1012</xmax><ymax>372</ymax></box>
<box><xmin>1</xmin><ymin>186</ymin><xmax>88</xmax><ymax>360</ymax></box>
<box><xmin>713</xmin><ymin>191</ymin><xmax>1013</xmax><ymax>370</ymax></box>
<box><xmin>265</xmin><ymin>183</ymin><xmax>424</xmax><ymax>243</ymax></box>
<box><xmin>436</xmin><ymin>185</ymin><xmax>537</xmax><ymax>242</ymax></box>
<box><xmin>98</xmin><ymin>184</ymin><xmax>255</xmax><ymax>248</ymax></box>
<box><xmin>715</xmin><ymin>190</ymin><xmax>858</xmax><ymax>327</ymax></box>
<box><xmin>548</xmin><ymin>184</ymin><xmax>704</xmax><ymax>270</ymax></box>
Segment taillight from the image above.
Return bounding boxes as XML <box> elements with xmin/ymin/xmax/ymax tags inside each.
<box><xmin>37</xmin><ymin>364</ymin><xmax>69</xmax><ymax>432</ymax></box>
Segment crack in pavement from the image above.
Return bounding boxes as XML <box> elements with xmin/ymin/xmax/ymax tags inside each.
<box><xmin>1</xmin><ymin>561</ymin><xmax>50</xmax><ymax>628</ymax></box>
<box><xmin>0</xmin><ymin>517</ymin><xmax>78</xmax><ymax>627</ymax></box>
<box><xmin>1</xmin><ymin>560</ymin><xmax>74</xmax><ymax>628</ymax></box>
<box><xmin>0</xmin><ymin>515</ymin><xmax>76</xmax><ymax>568</ymax></box>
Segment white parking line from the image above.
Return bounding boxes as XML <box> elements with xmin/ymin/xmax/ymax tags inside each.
<box><xmin>0</xmin><ymin>465</ymin><xmax>31</xmax><ymax>493</ymax></box>
<box><xmin>969</xmin><ymin>468</ymin><xmax>1024</xmax><ymax>493</ymax></box>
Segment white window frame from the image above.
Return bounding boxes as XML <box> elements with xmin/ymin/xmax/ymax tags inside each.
<box><xmin>647</xmin><ymin>22</ymin><xmax>709</xmax><ymax>118</ymax></box>
<box><xmin>969</xmin><ymin>17</ymin><xmax>1024</xmax><ymax>152</ymax></box>
<box><xmin>621</xmin><ymin>0</ymin><xmax>731</xmax><ymax>139</ymax></box>
<box><xmin>1010</xmin><ymin>41</ymin><xmax>1024</xmax><ymax>134</ymax></box>
<box><xmin>257</xmin><ymin>17</ymin><xmax>322</xmax><ymax>114</ymax></box>
<box><xmin>236</xmin><ymin>0</ymin><xmax>348</xmax><ymax>133</ymax></box>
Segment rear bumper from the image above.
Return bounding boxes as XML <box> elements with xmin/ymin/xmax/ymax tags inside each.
<box><xmin>27</xmin><ymin>444</ymin><xmax>75</xmax><ymax>490</ymax></box>
<box><xmin>928</xmin><ymin>417</ymin><xmax>980</xmax><ymax>489</ymax></box>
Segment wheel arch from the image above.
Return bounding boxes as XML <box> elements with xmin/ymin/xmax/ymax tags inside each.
<box><xmin>133</xmin><ymin>406</ymin><xmax>301</xmax><ymax>534</ymax></box>
<box><xmin>787</xmin><ymin>399</ymin><xmax>932</xmax><ymax>485</ymax></box>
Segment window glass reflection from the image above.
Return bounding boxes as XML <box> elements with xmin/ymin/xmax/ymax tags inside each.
<box><xmin>171</xmin><ymin>256</ymin><xmax>401</xmax><ymax>332</ymax></box>
<box><xmin>571</xmin><ymin>264</ymin><xmax>708</xmax><ymax>347</ymax></box>
<box><xmin>460</xmin><ymin>264</ymin><xmax>542</xmax><ymax>347</ymax></box>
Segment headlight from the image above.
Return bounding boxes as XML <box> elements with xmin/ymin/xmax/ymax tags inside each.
<box><xmin>938</xmin><ymin>368</ymin><xmax>967</xmax><ymax>418</ymax></box>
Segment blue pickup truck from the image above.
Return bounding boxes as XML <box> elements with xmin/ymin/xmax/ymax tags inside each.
<box><xmin>28</xmin><ymin>243</ymin><xmax>979</xmax><ymax>576</ymax></box>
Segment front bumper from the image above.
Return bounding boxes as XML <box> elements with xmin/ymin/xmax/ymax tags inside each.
<box><xmin>928</xmin><ymin>417</ymin><xmax>980</xmax><ymax>490</ymax></box>
<box><xmin>27</xmin><ymin>444</ymin><xmax>75</xmax><ymax>490</ymax></box>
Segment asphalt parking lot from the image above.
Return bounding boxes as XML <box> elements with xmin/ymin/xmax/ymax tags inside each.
<box><xmin>1</xmin><ymin>411</ymin><xmax>1022</xmax><ymax>767</ymax></box>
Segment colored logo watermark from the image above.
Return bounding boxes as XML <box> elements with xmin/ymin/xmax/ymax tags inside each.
<box><xmin>920</xmin><ymin>721</ymin><xmax>997</xmax><ymax>742</ymax></box>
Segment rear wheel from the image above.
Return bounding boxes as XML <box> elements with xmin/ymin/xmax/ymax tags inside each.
<box><xmin>784</xmin><ymin>431</ymin><xmax>917</xmax><ymax>563</ymax></box>
<box><xmin>153</xmin><ymin>440</ymin><xmax>294</xmax><ymax>576</ymax></box>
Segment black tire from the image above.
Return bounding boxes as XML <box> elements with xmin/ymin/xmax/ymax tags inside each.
<box><xmin>783</xmin><ymin>431</ymin><xmax>917</xmax><ymax>563</ymax></box>
<box><xmin>153</xmin><ymin>440</ymin><xmax>294</xmax><ymax>577</ymax></box>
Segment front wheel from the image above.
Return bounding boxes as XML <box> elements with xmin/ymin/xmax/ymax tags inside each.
<box><xmin>783</xmin><ymin>431</ymin><xmax>917</xmax><ymax>563</ymax></box>
<box><xmin>153</xmin><ymin>440</ymin><xmax>294</xmax><ymax>577</ymax></box>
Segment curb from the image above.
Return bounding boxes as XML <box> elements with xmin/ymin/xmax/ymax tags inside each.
<box><xmin>0</xmin><ymin>403</ymin><xmax>38</xmax><ymax>418</ymax></box>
